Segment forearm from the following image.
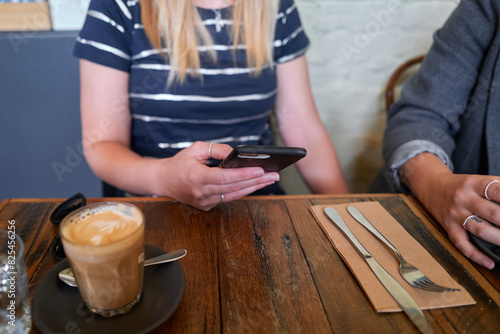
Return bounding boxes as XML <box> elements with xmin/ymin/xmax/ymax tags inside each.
<box><xmin>298</xmin><ymin>144</ymin><xmax>349</xmax><ymax>194</ymax></box>
<box><xmin>84</xmin><ymin>141</ymin><xmax>164</xmax><ymax>196</ymax></box>
<box><xmin>274</xmin><ymin>56</ymin><xmax>348</xmax><ymax>193</ymax></box>
<box><xmin>282</xmin><ymin>127</ymin><xmax>348</xmax><ymax>194</ymax></box>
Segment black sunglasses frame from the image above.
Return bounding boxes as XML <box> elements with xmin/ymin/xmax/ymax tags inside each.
<box><xmin>49</xmin><ymin>193</ymin><xmax>87</xmax><ymax>261</ymax></box>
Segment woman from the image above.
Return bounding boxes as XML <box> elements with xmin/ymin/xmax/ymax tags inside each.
<box><xmin>379</xmin><ymin>0</ymin><xmax>500</xmax><ymax>269</ymax></box>
<box><xmin>75</xmin><ymin>0</ymin><xmax>348</xmax><ymax>210</ymax></box>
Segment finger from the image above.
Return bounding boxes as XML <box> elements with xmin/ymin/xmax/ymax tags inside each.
<box><xmin>468</xmin><ymin>195</ymin><xmax>500</xmax><ymax>230</ymax></box>
<box><xmin>484</xmin><ymin>179</ymin><xmax>500</xmax><ymax>201</ymax></box>
<box><xmin>208</xmin><ymin>166</ymin><xmax>279</xmax><ymax>186</ymax></box>
<box><xmin>208</xmin><ymin>181</ymin><xmax>277</xmax><ymax>206</ymax></box>
<box><xmin>450</xmin><ymin>227</ymin><xmax>495</xmax><ymax>269</ymax></box>
<box><xmin>204</xmin><ymin>171</ymin><xmax>279</xmax><ymax>197</ymax></box>
<box><xmin>222</xmin><ymin>181</ymin><xmax>277</xmax><ymax>201</ymax></box>
<box><xmin>205</xmin><ymin>142</ymin><xmax>233</xmax><ymax>160</ymax></box>
<box><xmin>196</xmin><ymin>181</ymin><xmax>276</xmax><ymax>211</ymax></box>
<box><xmin>193</xmin><ymin>171</ymin><xmax>278</xmax><ymax>209</ymax></box>
<box><xmin>457</xmin><ymin>176</ymin><xmax>498</xmax><ymax>203</ymax></box>
<box><xmin>463</xmin><ymin>216</ymin><xmax>500</xmax><ymax>246</ymax></box>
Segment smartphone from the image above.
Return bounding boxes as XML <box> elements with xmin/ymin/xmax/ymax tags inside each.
<box><xmin>220</xmin><ymin>145</ymin><xmax>307</xmax><ymax>172</ymax></box>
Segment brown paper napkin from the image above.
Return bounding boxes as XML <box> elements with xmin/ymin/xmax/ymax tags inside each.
<box><xmin>310</xmin><ymin>201</ymin><xmax>475</xmax><ymax>312</ymax></box>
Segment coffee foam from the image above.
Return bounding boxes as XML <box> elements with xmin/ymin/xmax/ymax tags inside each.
<box><xmin>61</xmin><ymin>203</ymin><xmax>142</xmax><ymax>246</ymax></box>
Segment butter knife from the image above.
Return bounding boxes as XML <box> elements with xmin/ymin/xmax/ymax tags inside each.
<box><xmin>324</xmin><ymin>207</ymin><xmax>434</xmax><ymax>334</ymax></box>
<box><xmin>347</xmin><ymin>205</ymin><xmax>460</xmax><ymax>292</ymax></box>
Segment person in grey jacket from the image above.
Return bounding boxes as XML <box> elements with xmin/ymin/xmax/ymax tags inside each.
<box><xmin>379</xmin><ymin>0</ymin><xmax>500</xmax><ymax>269</ymax></box>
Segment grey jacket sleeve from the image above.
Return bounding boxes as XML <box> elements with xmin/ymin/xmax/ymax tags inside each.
<box><xmin>382</xmin><ymin>0</ymin><xmax>497</xmax><ymax>192</ymax></box>
<box><xmin>385</xmin><ymin>140</ymin><xmax>453</xmax><ymax>192</ymax></box>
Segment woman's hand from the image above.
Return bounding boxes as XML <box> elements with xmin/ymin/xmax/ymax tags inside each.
<box><xmin>401</xmin><ymin>153</ymin><xmax>500</xmax><ymax>269</ymax></box>
<box><xmin>156</xmin><ymin>142</ymin><xmax>280</xmax><ymax>211</ymax></box>
<box><xmin>80</xmin><ymin>60</ymin><xmax>278</xmax><ymax>211</ymax></box>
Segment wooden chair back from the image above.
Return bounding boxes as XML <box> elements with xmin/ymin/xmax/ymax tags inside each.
<box><xmin>385</xmin><ymin>55</ymin><xmax>425</xmax><ymax>112</ymax></box>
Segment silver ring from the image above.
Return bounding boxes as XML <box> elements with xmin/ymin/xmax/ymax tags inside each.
<box><xmin>208</xmin><ymin>142</ymin><xmax>214</xmax><ymax>159</ymax></box>
<box><xmin>484</xmin><ymin>180</ymin><xmax>500</xmax><ymax>200</ymax></box>
<box><xmin>463</xmin><ymin>215</ymin><xmax>478</xmax><ymax>229</ymax></box>
<box><xmin>221</xmin><ymin>194</ymin><xmax>224</xmax><ymax>203</ymax></box>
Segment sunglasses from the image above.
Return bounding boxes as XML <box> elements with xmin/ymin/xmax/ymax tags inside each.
<box><xmin>49</xmin><ymin>193</ymin><xmax>87</xmax><ymax>261</ymax></box>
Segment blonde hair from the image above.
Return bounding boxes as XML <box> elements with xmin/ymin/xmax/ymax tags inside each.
<box><xmin>140</xmin><ymin>0</ymin><xmax>279</xmax><ymax>84</ymax></box>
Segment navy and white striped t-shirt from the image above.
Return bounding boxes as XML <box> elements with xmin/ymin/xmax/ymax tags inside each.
<box><xmin>74</xmin><ymin>0</ymin><xmax>310</xmax><ymax>159</ymax></box>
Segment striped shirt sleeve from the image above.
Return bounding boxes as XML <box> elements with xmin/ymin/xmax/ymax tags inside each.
<box><xmin>274</xmin><ymin>0</ymin><xmax>310</xmax><ymax>63</ymax></box>
<box><xmin>74</xmin><ymin>0</ymin><xmax>134</xmax><ymax>72</ymax></box>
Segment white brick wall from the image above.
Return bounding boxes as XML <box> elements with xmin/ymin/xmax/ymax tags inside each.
<box><xmin>281</xmin><ymin>0</ymin><xmax>459</xmax><ymax>194</ymax></box>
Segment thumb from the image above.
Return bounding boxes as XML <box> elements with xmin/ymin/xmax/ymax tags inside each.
<box><xmin>207</xmin><ymin>142</ymin><xmax>233</xmax><ymax>160</ymax></box>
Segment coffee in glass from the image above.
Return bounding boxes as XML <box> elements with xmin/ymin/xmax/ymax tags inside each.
<box><xmin>60</xmin><ymin>202</ymin><xmax>144</xmax><ymax>317</ymax></box>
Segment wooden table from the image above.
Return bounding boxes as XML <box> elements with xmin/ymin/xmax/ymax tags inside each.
<box><xmin>1</xmin><ymin>194</ymin><xmax>499</xmax><ymax>333</ymax></box>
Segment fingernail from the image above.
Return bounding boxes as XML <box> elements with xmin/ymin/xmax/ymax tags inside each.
<box><xmin>268</xmin><ymin>174</ymin><xmax>280</xmax><ymax>182</ymax></box>
<box><xmin>481</xmin><ymin>260</ymin><xmax>495</xmax><ymax>269</ymax></box>
<box><xmin>254</xmin><ymin>169</ymin><xmax>264</xmax><ymax>177</ymax></box>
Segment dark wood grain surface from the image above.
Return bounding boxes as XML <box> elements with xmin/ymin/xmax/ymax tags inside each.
<box><xmin>1</xmin><ymin>194</ymin><xmax>499</xmax><ymax>334</ymax></box>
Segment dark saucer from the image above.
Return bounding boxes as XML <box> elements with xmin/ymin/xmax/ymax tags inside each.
<box><xmin>33</xmin><ymin>244</ymin><xmax>185</xmax><ymax>334</ymax></box>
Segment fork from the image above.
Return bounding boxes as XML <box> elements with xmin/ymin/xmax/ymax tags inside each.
<box><xmin>347</xmin><ymin>206</ymin><xmax>460</xmax><ymax>292</ymax></box>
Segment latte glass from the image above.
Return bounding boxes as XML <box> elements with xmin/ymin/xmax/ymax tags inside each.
<box><xmin>60</xmin><ymin>202</ymin><xmax>145</xmax><ymax>317</ymax></box>
<box><xmin>0</xmin><ymin>231</ymin><xmax>31</xmax><ymax>333</ymax></box>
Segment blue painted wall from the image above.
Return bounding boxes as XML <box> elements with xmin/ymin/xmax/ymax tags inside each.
<box><xmin>0</xmin><ymin>31</ymin><xmax>100</xmax><ymax>201</ymax></box>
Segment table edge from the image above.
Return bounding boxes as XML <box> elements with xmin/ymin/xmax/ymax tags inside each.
<box><xmin>0</xmin><ymin>193</ymin><xmax>398</xmax><ymax>204</ymax></box>
<box><xmin>401</xmin><ymin>195</ymin><xmax>500</xmax><ymax>306</ymax></box>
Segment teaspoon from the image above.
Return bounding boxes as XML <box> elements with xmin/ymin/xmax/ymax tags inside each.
<box><xmin>58</xmin><ymin>249</ymin><xmax>187</xmax><ymax>287</ymax></box>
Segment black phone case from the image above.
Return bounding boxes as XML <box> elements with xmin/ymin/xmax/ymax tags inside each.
<box><xmin>220</xmin><ymin>145</ymin><xmax>307</xmax><ymax>172</ymax></box>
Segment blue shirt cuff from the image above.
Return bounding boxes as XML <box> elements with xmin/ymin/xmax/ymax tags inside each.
<box><xmin>385</xmin><ymin>140</ymin><xmax>453</xmax><ymax>192</ymax></box>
